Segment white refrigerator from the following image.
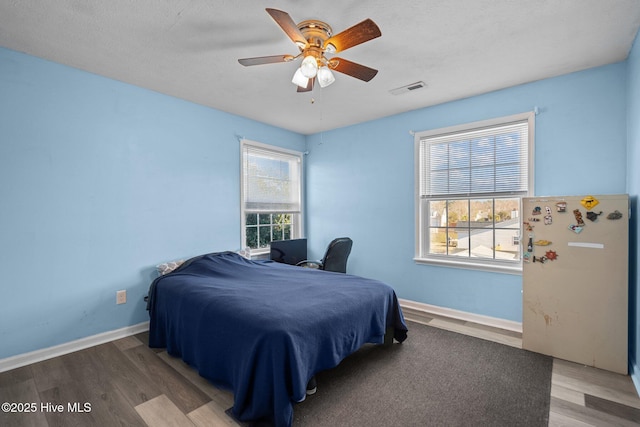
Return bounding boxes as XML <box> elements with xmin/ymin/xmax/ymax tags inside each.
<box><xmin>522</xmin><ymin>194</ymin><xmax>629</xmax><ymax>374</ymax></box>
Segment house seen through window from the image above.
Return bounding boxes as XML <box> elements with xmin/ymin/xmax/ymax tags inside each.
<box><xmin>414</xmin><ymin>112</ymin><xmax>534</xmax><ymax>272</ymax></box>
<box><xmin>240</xmin><ymin>140</ymin><xmax>303</xmax><ymax>253</ymax></box>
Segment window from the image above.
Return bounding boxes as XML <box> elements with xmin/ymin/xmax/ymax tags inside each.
<box><xmin>414</xmin><ymin>112</ymin><xmax>534</xmax><ymax>273</ymax></box>
<box><xmin>240</xmin><ymin>140</ymin><xmax>303</xmax><ymax>254</ymax></box>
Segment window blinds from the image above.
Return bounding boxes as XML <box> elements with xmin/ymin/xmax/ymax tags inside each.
<box><xmin>242</xmin><ymin>144</ymin><xmax>301</xmax><ymax>213</ymax></box>
<box><xmin>419</xmin><ymin>120</ymin><xmax>529</xmax><ymax>198</ymax></box>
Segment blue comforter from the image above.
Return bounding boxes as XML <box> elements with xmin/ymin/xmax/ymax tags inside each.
<box><xmin>147</xmin><ymin>251</ymin><xmax>408</xmax><ymax>426</ymax></box>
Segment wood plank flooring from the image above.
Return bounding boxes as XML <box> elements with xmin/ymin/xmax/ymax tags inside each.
<box><xmin>1</xmin><ymin>316</ymin><xmax>639</xmax><ymax>426</ymax></box>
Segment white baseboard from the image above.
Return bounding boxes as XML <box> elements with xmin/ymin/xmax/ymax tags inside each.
<box><xmin>0</xmin><ymin>322</ymin><xmax>150</xmax><ymax>373</ymax></box>
<box><xmin>399</xmin><ymin>298</ymin><xmax>522</xmax><ymax>333</ymax></box>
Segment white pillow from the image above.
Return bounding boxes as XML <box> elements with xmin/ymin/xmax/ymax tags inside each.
<box><xmin>156</xmin><ymin>259</ymin><xmax>185</xmax><ymax>275</ymax></box>
<box><xmin>236</xmin><ymin>248</ymin><xmax>251</xmax><ymax>259</ymax></box>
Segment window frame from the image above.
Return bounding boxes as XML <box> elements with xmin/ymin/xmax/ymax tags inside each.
<box><xmin>414</xmin><ymin>112</ymin><xmax>535</xmax><ymax>274</ymax></box>
<box><xmin>240</xmin><ymin>139</ymin><xmax>304</xmax><ymax>256</ymax></box>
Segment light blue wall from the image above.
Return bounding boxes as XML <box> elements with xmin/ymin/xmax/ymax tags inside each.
<box><xmin>627</xmin><ymin>30</ymin><xmax>640</xmax><ymax>391</ymax></box>
<box><xmin>0</xmin><ymin>47</ymin><xmax>305</xmax><ymax>359</ymax></box>
<box><xmin>0</xmin><ymin>41</ymin><xmax>635</xmax><ymax>366</ymax></box>
<box><xmin>306</xmin><ymin>62</ymin><xmax>628</xmax><ymax>322</ymax></box>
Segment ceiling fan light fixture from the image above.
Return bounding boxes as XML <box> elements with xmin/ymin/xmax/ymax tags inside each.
<box><xmin>317</xmin><ymin>66</ymin><xmax>335</xmax><ymax>88</ymax></box>
<box><xmin>300</xmin><ymin>55</ymin><xmax>318</xmax><ymax>78</ymax></box>
<box><xmin>291</xmin><ymin>68</ymin><xmax>309</xmax><ymax>88</ymax></box>
<box><xmin>238</xmin><ymin>9</ymin><xmax>381</xmax><ymax>93</ymax></box>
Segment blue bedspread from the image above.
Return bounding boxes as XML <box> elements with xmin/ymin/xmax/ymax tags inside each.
<box><xmin>147</xmin><ymin>251</ymin><xmax>407</xmax><ymax>426</ymax></box>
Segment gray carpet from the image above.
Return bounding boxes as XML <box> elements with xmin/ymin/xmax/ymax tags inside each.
<box><xmin>293</xmin><ymin>321</ymin><xmax>552</xmax><ymax>426</ymax></box>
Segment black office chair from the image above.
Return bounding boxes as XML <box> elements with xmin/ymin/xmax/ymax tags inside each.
<box><xmin>297</xmin><ymin>237</ymin><xmax>353</xmax><ymax>273</ymax></box>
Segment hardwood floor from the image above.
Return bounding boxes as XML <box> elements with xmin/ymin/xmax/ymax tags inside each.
<box><xmin>1</xmin><ymin>316</ymin><xmax>639</xmax><ymax>426</ymax></box>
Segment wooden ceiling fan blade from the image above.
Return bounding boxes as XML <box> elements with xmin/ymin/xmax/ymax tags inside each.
<box><xmin>297</xmin><ymin>77</ymin><xmax>315</xmax><ymax>92</ymax></box>
<box><xmin>266</xmin><ymin>8</ymin><xmax>308</xmax><ymax>49</ymax></box>
<box><xmin>330</xmin><ymin>58</ymin><xmax>378</xmax><ymax>82</ymax></box>
<box><xmin>238</xmin><ymin>55</ymin><xmax>293</xmax><ymax>66</ymax></box>
<box><xmin>324</xmin><ymin>19</ymin><xmax>381</xmax><ymax>53</ymax></box>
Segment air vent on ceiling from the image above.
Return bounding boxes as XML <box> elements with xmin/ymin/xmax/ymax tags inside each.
<box><xmin>389</xmin><ymin>81</ymin><xmax>426</xmax><ymax>95</ymax></box>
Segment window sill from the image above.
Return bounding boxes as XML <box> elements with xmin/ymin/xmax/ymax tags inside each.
<box><xmin>249</xmin><ymin>249</ymin><xmax>270</xmax><ymax>260</ymax></box>
<box><xmin>413</xmin><ymin>256</ymin><xmax>522</xmax><ymax>275</ymax></box>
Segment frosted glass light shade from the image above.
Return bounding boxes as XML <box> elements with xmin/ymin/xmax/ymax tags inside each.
<box><xmin>317</xmin><ymin>66</ymin><xmax>335</xmax><ymax>88</ymax></box>
<box><xmin>300</xmin><ymin>55</ymin><xmax>318</xmax><ymax>78</ymax></box>
<box><xmin>291</xmin><ymin>68</ymin><xmax>309</xmax><ymax>88</ymax></box>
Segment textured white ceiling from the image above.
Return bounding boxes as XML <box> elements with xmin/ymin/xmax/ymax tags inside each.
<box><xmin>1</xmin><ymin>0</ymin><xmax>639</xmax><ymax>135</ymax></box>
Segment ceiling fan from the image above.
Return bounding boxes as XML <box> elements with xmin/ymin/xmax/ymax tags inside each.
<box><xmin>238</xmin><ymin>8</ymin><xmax>381</xmax><ymax>92</ymax></box>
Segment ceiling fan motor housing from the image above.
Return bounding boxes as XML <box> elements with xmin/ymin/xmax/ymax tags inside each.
<box><xmin>297</xmin><ymin>20</ymin><xmax>333</xmax><ymax>50</ymax></box>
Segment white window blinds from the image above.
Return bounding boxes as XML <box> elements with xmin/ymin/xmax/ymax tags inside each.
<box><xmin>419</xmin><ymin>120</ymin><xmax>529</xmax><ymax>198</ymax></box>
<box><xmin>242</xmin><ymin>143</ymin><xmax>301</xmax><ymax>213</ymax></box>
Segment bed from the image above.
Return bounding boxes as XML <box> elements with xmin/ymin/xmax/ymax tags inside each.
<box><xmin>146</xmin><ymin>251</ymin><xmax>408</xmax><ymax>426</ymax></box>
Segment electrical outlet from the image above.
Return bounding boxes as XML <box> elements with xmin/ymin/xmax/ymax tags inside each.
<box><xmin>116</xmin><ymin>290</ymin><xmax>127</xmax><ymax>305</ymax></box>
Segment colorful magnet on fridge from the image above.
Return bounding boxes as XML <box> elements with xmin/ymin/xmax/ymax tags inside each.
<box><xmin>527</xmin><ymin>236</ymin><xmax>534</xmax><ymax>252</ymax></box>
<box><xmin>573</xmin><ymin>209</ymin><xmax>585</xmax><ymax>226</ymax></box>
<box><xmin>523</xmin><ymin>221</ymin><xmax>534</xmax><ymax>232</ymax></box>
<box><xmin>568</xmin><ymin>224</ymin><xmax>583</xmax><ymax>233</ymax></box>
<box><xmin>533</xmin><ymin>256</ymin><xmax>546</xmax><ymax>264</ymax></box>
<box><xmin>580</xmin><ymin>195</ymin><xmax>600</xmax><ymax>210</ymax></box>
<box><xmin>544</xmin><ymin>250</ymin><xmax>558</xmax><ymax>261</ymax></box>
<box><xmin>607</xmin><ymin>210</ymin><xmax>623</xmax><ymax>220</ymax></box>
<box><xmin>556</xmin><ymin>202</ymin><xmax>567</xmax><ymax>212</ymax></box>
<box><xmin>586</xmin><ymin>211</ymin><xmax>603</xmax><ymax>222</ymax></box>
<box><xmin>534</xmin><ymin>239</ymin><xmax>552</xmax><ymax>246</ymax></box>
<box><xmin>544</xmin><ymin>207</ymin><xmax>552</xmax><ymax>224</ymax></box>
<box><xmin>523</xmin><ymin>252</ymin><xmax>532</xmax><ymax>263</ymax></box>
<box><xmin>532</xmin><ymin>206</ymin><xmax>542</xmax><ymax>215</ymax></box>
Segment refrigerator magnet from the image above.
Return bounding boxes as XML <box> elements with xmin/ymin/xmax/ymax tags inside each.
<box><xmin>534</xmin><ymin>239</ymin><xmax>552</xmax><ymax>246</ymax></box>
<box><xmin>568</xmin><ymin>224</ymin><xmax>583</xmax><ymax>233</ymax></box>
<box><xmin>545</xmin><ymin>250</ymin><xmax>558</xmax><ymax>261</ymax></box>
<box><xmin>573</xmin><ymin>209</ymin><xmax>585</xmax><ymax>226</ymax></box>
<box><xmin>544</xmin><ymin>207</ymin><xmax>553</xmax><ymax>224</ymax></box>
<box><xmin>607</xmin><ymin>210</ymin><xmax>623</xmax><ymax>220</ymax></box>
<box><xmin>586</xmin><ymin>211</ymin><xmax>603</xmax><ymax>222</ymax></box>
<box><xmin>556</xmin><ymin>202</ymin><xmax>567</xmax><ymax>212</ymax></box>
<box><xmin>532</xmin><ymin>206</ymin><xmax>542</xmax><ymax>215</ymax></box>
<box><xmin>580</xmin><ymin>195</ymin><xmax>600</xmax><ymax>210</ymax></box>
